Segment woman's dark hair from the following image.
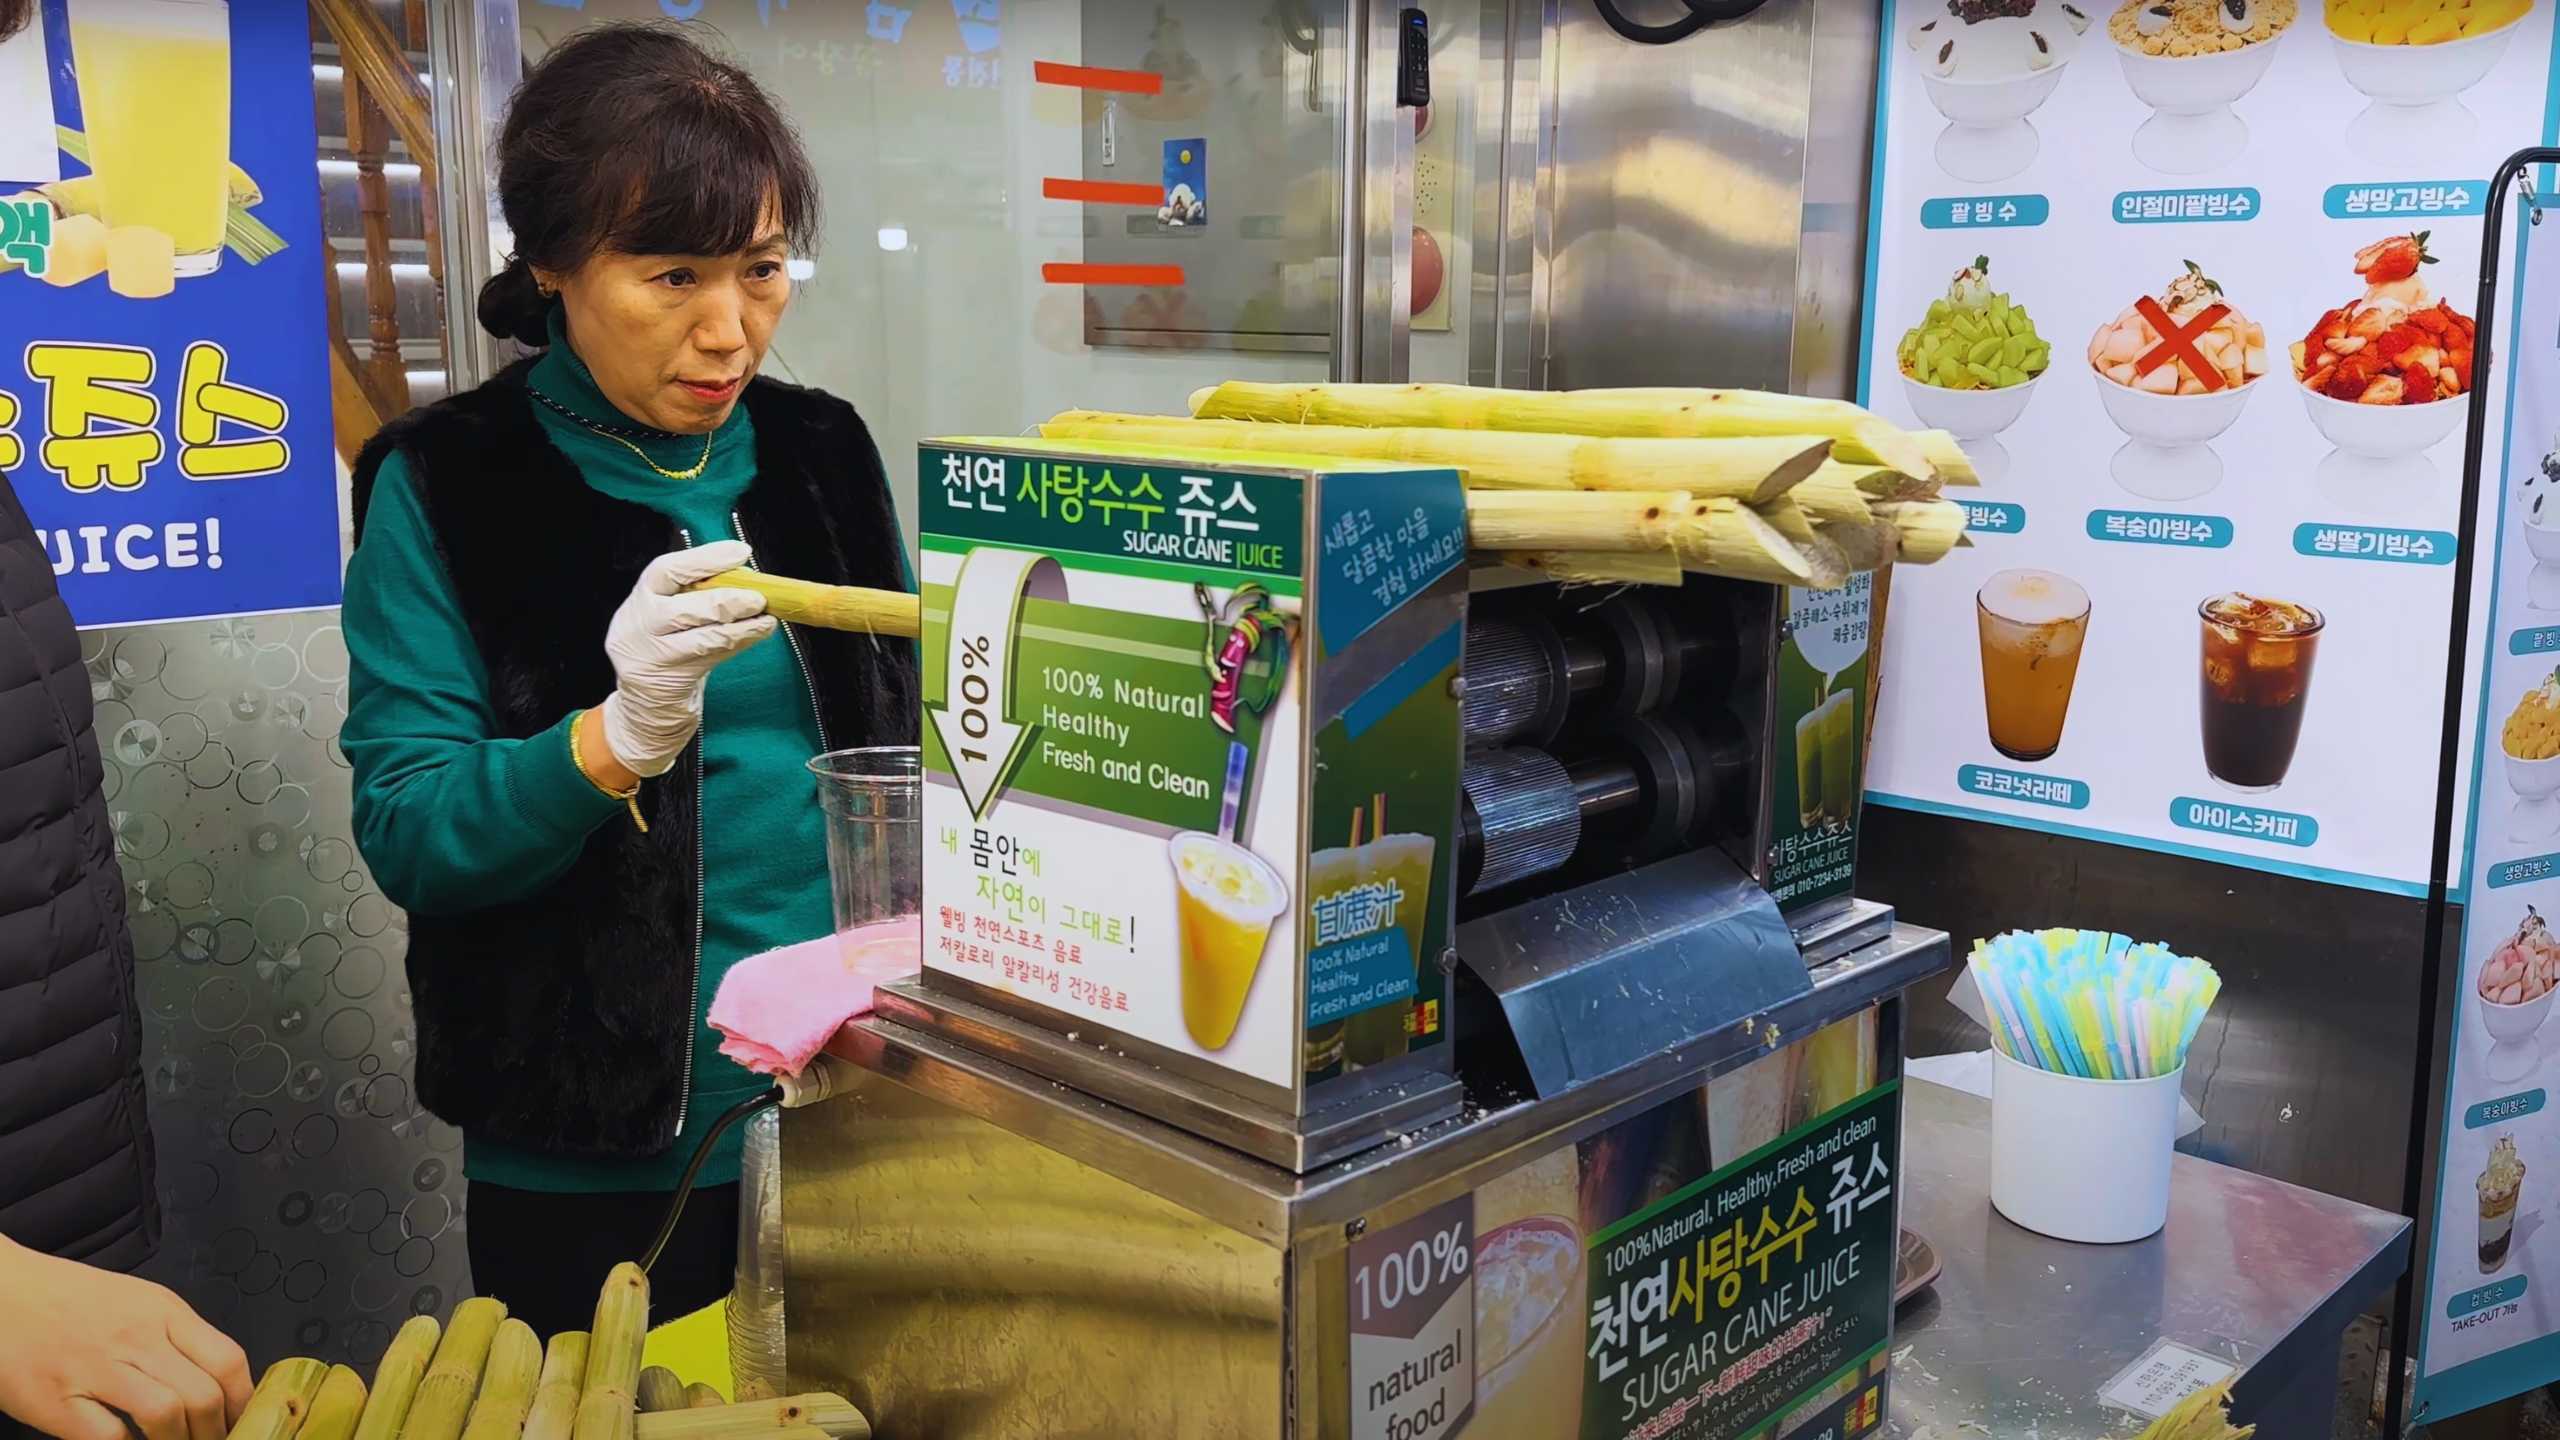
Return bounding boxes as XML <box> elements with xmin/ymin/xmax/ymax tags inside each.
<box><xmin>0</xmin><ymin>0</ymin><xmax>33</xmax><ymax>42</ymax></box>
<box><xmin>477</xmin><ymin>23</ymin><xmax>819</xmax><ymax>346</ymax></box>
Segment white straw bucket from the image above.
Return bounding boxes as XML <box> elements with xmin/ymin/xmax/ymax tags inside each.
<box><xmin>1990</xmin><ymin>1051</ymin><xmax>2183</xmax><ymax>1243</ymax></box>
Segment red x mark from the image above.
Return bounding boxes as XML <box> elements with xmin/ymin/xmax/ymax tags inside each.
<box><xmin>2133</xmin><ymin>295</ymin><xmax>2232</xmax><ymax>393</ymax></box>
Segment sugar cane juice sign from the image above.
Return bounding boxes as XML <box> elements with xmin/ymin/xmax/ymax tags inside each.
<box><xmin>0</xmin><ymin>1</ymin><xmax>339</xmax><ymax>627</ymax></box>
<box><xmin>1772</xmin><ymin>578</ymin><xmax>1872</xmax><ymax>912</ymax></box>
<box><xmin>917</xmin><ymin>439</ymin><xmax>1464</xmax><ymax>1092</ymax></box>
<box><xmin>1581</xmin><ymin>1082</ymin><xmax>1899</xmax><ymax>1440</ymax></box>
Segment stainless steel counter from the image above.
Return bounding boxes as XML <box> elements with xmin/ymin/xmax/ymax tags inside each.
<box><xmin>1888</xmin><ymin>1080</ymin><xmax>2411</xmax><ymax>1440</ymax></box>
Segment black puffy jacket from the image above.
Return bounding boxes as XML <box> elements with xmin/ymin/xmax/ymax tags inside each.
<box><xmin>0</xmin><ymin>471</ymin><xmax>157</xmax><ymax>1269</ymax></box>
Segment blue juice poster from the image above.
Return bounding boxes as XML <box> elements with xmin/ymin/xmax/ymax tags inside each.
<box><xmin>0</xmin><ymin>0</ymin><xmax>339</xmax><ymax>627</ymax></box>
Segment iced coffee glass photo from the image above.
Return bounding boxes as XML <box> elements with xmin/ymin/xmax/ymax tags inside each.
<box><xmin>69</xmin><ymin>0</ymin><xmax>232</xmax><ymax>278</ymax></box>
<box><xmin>2198</xmin><ymin>593</ymin><xmax>2324</xmax><ymax>792</ymax></box>
<box><xmin>1976</xmin><ymin>569</ymin><xmax>2091</xmax><ymax>763</ymax></box>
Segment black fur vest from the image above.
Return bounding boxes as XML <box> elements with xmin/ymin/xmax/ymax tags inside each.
<box><xmin>350</xmin><ymin>360</ymin><xmax>918</xmax><ymax>1160</ymax></box>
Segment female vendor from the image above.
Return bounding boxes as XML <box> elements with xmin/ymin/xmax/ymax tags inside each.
<box><xmin>341</xmin><ymin>24</ymin><xmax>917</xmax><ymax>1335</ymax></box>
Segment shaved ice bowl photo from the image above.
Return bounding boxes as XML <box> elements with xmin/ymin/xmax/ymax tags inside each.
<box><xmin>1908</xmin><ymin>1</ymin><xmax>2094</xmax><ymax>182</ymax></box>
<box><xmin>2088</xmin><ymin>260</ymin><xmax>2268</xmax><ymax>501</ymax></box>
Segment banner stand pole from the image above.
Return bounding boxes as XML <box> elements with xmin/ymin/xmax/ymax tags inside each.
<box><xmin>2390</xmin><ymin>147</ymin><xmax>2556</xmax><ymax>1440</ymax></box>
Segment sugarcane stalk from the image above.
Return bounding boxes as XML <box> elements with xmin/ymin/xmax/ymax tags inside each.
<box><xmin>1746</xmin><ymin>500</ymin><xmax>1849</xmax><ymax>589</ymax></box>
<box><xmin>298</xmin><ymin>1366</ymin><xmax>368</xmax><ymax>1440</ymax></box>
<box><xmin>633</xmin><ymin>1396</ymin><xmax>870</xmax><ymax>1440</ymax></box>
<box><xmin>693</xmin><ymin>571</ymin><xmax>920</xmax><ymax>639</ymax></box>
<box><xmin>458</xmin><ymin>1320</ymin><xmax>544</xmax><ymax>1440</ymax></box>
<box><xmin>574</xmin><ymin>1264</ymin><xmax>650</xmax><ymax>1440</ymax></box>
<box><xmin>1186</xmin><ymin>381</ymin><xmax>1930</xmax><ymax>481</ymax></box>
<box><xmin>1912</xmin><ymin>430</ymin><xmax>1980</xmax><ymax>487</ymax></box>
<box><xmin>349</xmin><ymin>1315</ymin><xmax>441</xmax><ymax>1440</ymax></box>
<box><xmin>1673</xmin><ymin>499</ymin><xmax>1820</xmax><ymax>588</ymax></box>
<box><xmin>1500</xmin><ymin>548</ymin><xmax>1684</xmax><ymax>587</ymax></box>
<box><xmin>1874</xmin><ymin>500</ymin><xmax>1969</xmax><ymax>564</ymax></box>
<box><xmin>636</xmin><ymin>1371</ymin><xmax>688</xmax><ymax>1416</ymax></box>
<box><xmin>406</xmin><ymin>1297</ymin><xmax>509</xmax><ymax>1440</ymax></box>
<box><xmin>684</xmin><ymin>1387</ymin><xmax>726</xmax><ymax>1410</ymax></box>
<box><xmin>224</xmin><ymin>1357</ymin><xmax>329</xmax><ymax>1440</ymax></box>
<box><xmin>1460</xmin><ymin>490</ymin><xmax>1690</xmax><ymax>552</ymax></box>
<box><xmin>521</xmin><ymin>1334</ymin><xmax>589</xmax><ymax>1440</ymax></box>
<box><xmin>1038</xmin><ymin>412</ymin><xmax>1831</xmax><ymax>500</ymax></box>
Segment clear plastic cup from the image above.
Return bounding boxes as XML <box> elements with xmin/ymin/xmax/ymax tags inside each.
<box><xmin>808</xmin><ymin>748</ymin><xmax>922</xmax><ymax>970</ymax></box>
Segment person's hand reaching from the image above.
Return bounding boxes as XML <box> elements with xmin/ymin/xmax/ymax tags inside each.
<box><xmin>0</xmin><ymin>1236</ymin><xmax>251</xmax><ymax>1440</ymax></box>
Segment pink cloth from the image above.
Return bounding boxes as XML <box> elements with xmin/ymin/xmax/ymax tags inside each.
<box><xmin>708</xmin><ymin>922</ymin><xmax>922</xmax><ymax>1076</ymax></box>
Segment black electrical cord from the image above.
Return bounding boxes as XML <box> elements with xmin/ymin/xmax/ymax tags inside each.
<box><xmin>639</xmin><ymin>1087</ymin><xmax>784</xmax><ymax>1276</ymax></box>
<box><xmin>1592</xmin><ymin>0</ymin><xmax>1769</xmax><ymax>44</ymax></box>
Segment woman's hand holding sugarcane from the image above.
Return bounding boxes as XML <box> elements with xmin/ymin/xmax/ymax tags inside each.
<box><xmin>588</xmin><ymin>541</ymin><xmax>775</xmax><ymax>784</ymax></box>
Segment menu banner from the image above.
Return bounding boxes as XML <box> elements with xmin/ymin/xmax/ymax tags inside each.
<box><xmin>1860</xmin><ymin>0</ymin><xmax>2553</xmax><ymax>895</ymax></box>
<box><xmin>1</xmin><ymin>0</ymin><xmax>340</xmax><ymax>628</ymax></box>
<box><xmin>2417</xmin><ymin>196</ymin><xmax>2560</xmax><ymax>1422</ymax></box>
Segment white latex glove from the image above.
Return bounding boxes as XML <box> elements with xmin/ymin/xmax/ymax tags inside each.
<box><xmin>598</xmin><ymin>540</ymin><xmax>776</xmax><ymax>778</ymax></box>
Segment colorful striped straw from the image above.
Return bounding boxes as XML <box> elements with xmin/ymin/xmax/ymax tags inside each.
<box><xmin>1966</xmin><ymin>928</ymin><xmax>2222</xmax><ymax>1081</ymax></box>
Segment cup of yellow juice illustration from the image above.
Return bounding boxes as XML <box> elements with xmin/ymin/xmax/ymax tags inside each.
<box><xmin>1170</xmin><ymin>832</ymin><xmax>1288</xmax><ymax>1051</ymax></box>
<box><xmin>69</xmin><ymin>0</ymin><xmax>232</xmax><ymax>278</ymax></box>
<box><xmin>1343</xmin><ymin>832</ymin><xmax>1437</xmax><ymax>1065</ymax></box>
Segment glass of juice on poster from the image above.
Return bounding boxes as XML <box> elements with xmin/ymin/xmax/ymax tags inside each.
<box><xmin>1817</xmin><ymin>687</ymin><xmax>1858</xmax><ymax>823</ymax></box>
<box><xmin>1169</xmin><ymin>833</ymin><xmax>1288</xmax><ymax>1052</ymax></box>
<box><xmin>1344</xmin><ymin>831</ymin><xmax>1436</xmax><ymax>1066</ymax></box>
<box><xmin>1468</xmin><ymin>1215</ymin><xmax>1586</xmax><ymax>1440</ymax></box>
<box><xmin>1302</xmin><ymin>844</ymin><xmax>1362</xmax><ymax>1073</ymax></box>
<box><xmin>69</xmin><ymin>0</ymin><xmax>232</xmax><ymax>278</ymax></box>
<box><xmin>1975</xmin><ymin>569</ymin><xmax>2091</xmax><ymax>763</ymax></box>
<box><xmin>1793</xmin><ymin>706</ymin><xmax>1826</xmax><ymax>828</ymax></box>
<box><xmin>2198</xmin><ymin>593</ymin><xmax>2323</xmax><ymax>792</ymax></box>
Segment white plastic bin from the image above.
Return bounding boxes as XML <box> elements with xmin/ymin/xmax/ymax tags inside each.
<box><xmin>1990</xmin><ymin>1051</ymin><xmax>2182</xmax><ymax>1244</ymax></box>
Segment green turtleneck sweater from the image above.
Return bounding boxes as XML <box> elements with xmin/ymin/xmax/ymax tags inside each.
<box><xmin>342</xmin><ymin>314</ymin><xmax>841</xmax><ymax>1193</ymax></box>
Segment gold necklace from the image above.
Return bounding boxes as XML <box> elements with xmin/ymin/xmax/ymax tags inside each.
<box><xmin>596</xmin><ymin>427</ymin><xmax>716</xmax><ymax>481</ymax></box>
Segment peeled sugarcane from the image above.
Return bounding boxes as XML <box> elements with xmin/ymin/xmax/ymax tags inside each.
<box><xmin>521</xmin><ymin>1334</ymin><xmax>590</xmax><ymax>1440</ymax></box>
<box><xmin>633</xmin><ymin>1396</ymin><xmax>871</xmax><ymax>1440</ymax></box>
<box><xmin>574</xmin><ymin>1263</ymin><xmax>651</xmax><ymax>1440</ymax></box>
<box><xmin>694</xmin><ymin>571</ymin><xmax>920</xmax><ymax>639</ymax></box>
<box><xmin>1674</xmin><ymin>499</ymin><xmax>1819</xmax><ymax>588</ymax></box>
<box><xmin>407</xmin><ymin>1298</ymin><xmax>510</xmax><ymax>1440</ymax></box>
<box><xmin>1745</xmin><ymin>499</ymin><xmax>1849</xmax><ymax>590</ymax></box>
<box><xmin>226</xmin><ymin>1357</ymin><xmax>330</xmax><ymax>1440</ymax></box>
<box><xmin>349</xmin><ymin>1316</ymin><xmax>441</xmax><ymax>1440</ymax></box>
<box><xmin>298</xmin><ymin>1366</ymin><xmax>369</xmax><ymax>1440</ymax></box>
<box><xmin>636</xmin><ymin>1371</ymin><xmax>689</xmax><ymax>1416</ymax></box>
<box><xmin>1913</xmin><ymin>430</ymin><xmax>1979</xmax><ymax>487</ymax></box>
<box><xmin>1038</xmin><ymin>411</ymin><xmax>1832</xmax><ymax>500</ymax></box>
<box><xmin>1460</xmin><ymin>490</ymin><xmax>1691</xmax><ymax>552</ymax></box>
<box><xmin>1500</xmin><ymin>549</ymin><xmax>1684</xmax><ymax>588</ymax></box>
<box><xmin>1874</xmin><ymin>500</ymin><xmax>1969</xmax><ymax>564</ymax></box>
<box><xmin>1816</xmin><ymin>517</ymin><xmax>1899</xmax><ymax>574</ymax></box>
<box><xmin>685</xmin><ymin>1387</ymin><xmax>726</xmax><ymax>1410</ymax></box>
<box><xmin>1187</xmin><ymin>380</ymin><xmax>1933</xmax><ymax>482</ymax></box>
<box><xmin>1779</xmin><ymin>464</ymin><xmax>1878</xmax><ymax>529</ymax></box>
<box><xmin>458</xmin><ymin>1321</ymin><xmax>545</xmax><ymax>1440</ymax></box>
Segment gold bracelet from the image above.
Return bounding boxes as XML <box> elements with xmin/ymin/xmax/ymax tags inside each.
<box><xmin>569</xmin><ymin>708</ymin><xmax>648</xmax><ymax>833</ymax></box>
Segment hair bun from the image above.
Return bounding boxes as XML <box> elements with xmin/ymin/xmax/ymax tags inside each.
<box><xmin>476</xmin><ymin>259</ymin><xmax>552</xmax><ymax>347</ymax></box>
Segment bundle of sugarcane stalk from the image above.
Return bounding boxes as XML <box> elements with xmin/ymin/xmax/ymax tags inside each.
<box><xmin>220</xmin><ymin>1264</ymin><xmax>871</xmax><ymax>1440</ymax></box>
<box><xmin>1028</xmin><ymin>380</ymin><xmax>1973</xmax><ymax>591</ymax></box>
